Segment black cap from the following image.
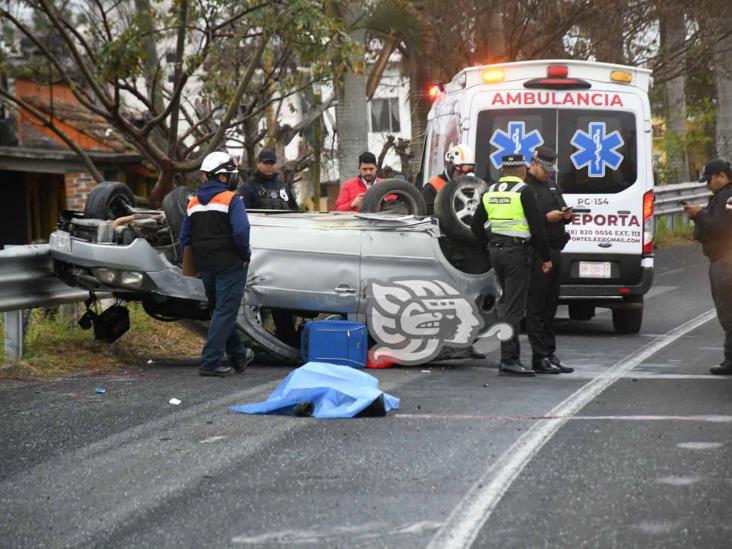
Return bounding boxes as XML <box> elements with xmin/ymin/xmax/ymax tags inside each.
<box><xmin>501</xmin><ymin>154</ymin><xmax>525</xmax><ymax>167</ymax></box>
<box><xmin>533</xmin><ymin>146</ymin><xmax>557</xmax><ymax>173</ymax></box>
<box><xmin>258</xmin><ymin>149</ymin><xmax>277</xmax><ymax>163</ymax></box>
<box><xmin>699</xmin><ymin>158</ymin><xmax>730</xmax><ymax>182</ymax></box>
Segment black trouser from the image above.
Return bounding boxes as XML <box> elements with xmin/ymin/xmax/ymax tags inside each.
<box><xmin>489</xmin><ymin>244</ymin><xmax>531</xmax><ymax>363</ymax></box>
<box><xmin>709</xmin><ymin>257</ymin><xmax>732</xmax><ymax>363</ymax></box>
<box><xmin>271</xmin><ymin>308</ymin><xmax>299</xmax><ymax>348</ymax></box>
<box><xmin>527</xmin><ymin>248</ymin><xmax>562</xmax><ymax>363</ymax></box>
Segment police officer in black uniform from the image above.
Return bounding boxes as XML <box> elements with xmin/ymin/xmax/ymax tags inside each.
<box><xmin>238</xmin><ymin>148</ymin><xmax>300</xmax><ymax>348</ymax></box>
<box><xmin>238</xmin><ymin>149</ymin><xmax>299</xmax><ymax>210</ymax></box>
<box><xmin>525</xmin><ymin>147</ymin><xmax>574</xmax><ymax>374</ymax></box>
<box><xmin>684</xmin><ymin>158</ymin><xmax>732</xmax><ymax>375</ymax></box>
<box><xmin>471</xmin><ymin>154</ymin><xmax>552</xmax><ymax>376</ymax></box>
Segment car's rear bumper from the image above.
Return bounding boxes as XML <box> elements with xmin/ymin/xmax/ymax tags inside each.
<box><xmin>559</xmin><ymin>266</ymin><xmax>653</xmax><ymax>305</ymax></box>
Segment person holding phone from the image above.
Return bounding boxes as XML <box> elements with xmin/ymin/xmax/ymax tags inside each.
<box><xmin>335</xmin><ymin>152</ymin><xmax>381</xmax><ymax>212</ymax></box>
<box><xmin>684</xmin><ymin>158</ymin><xmax>732</xmax><ymax>375</ymax></box>
<box><xmin>524</xmin><ymin>146</ymin><xmax>574</xmax><ymax>374</ymax></box>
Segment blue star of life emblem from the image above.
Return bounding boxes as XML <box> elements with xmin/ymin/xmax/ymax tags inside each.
<box><xmin>489</xmin><ymin>121</ymin><xmax>543</xmax><ymax>169</ymax></box>
<box><xmin>570</xmin><ymin>122</ymin><xmax>624</xmax><ymax>178</ymax></box>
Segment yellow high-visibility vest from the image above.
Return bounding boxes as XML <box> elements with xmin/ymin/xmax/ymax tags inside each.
<box><xmin>482</xmin><ymin>176</ymin><xmax>530</xmax><ymax>239</ymax></box>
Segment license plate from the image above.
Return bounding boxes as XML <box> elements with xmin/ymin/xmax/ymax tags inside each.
<box><xmin>55</xmin><ymin>231</ymin><xmax>71</xmax><ymax>253</ymax></box>
<box><xmin>579</xmin><ymin>261</ymin><xmax>611</xmax><ymax>278</ymax></box>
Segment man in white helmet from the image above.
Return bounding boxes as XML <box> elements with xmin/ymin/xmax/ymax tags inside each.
<box><xmin>422</xmin><ymin>144</ymin><xmax>475</xmax><ymax>216</ymax></box>
<box><xmin>179</xmin><ymin>151</ymin><xmax>255</xmax><ymax>377</ymax></box>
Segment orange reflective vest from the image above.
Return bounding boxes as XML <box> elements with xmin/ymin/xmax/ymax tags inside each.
<box><xmin>427</xmin><ymin>174</ymin><xmax>448</xmax><ymax>193</ymax></box>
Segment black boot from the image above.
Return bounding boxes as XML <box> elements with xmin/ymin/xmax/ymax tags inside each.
<box><xmin>499</xmin><ymin>361</ymin><xmax>536</xmax><ymax>376</ymax></box>
<box><xmin>231</xmin><ymin>348</ymin><xmax>255</xmax><ymax>373</ymax></box>
<box><xmin>548</xmin><ymin>354</ymin><xmax>574</xmax><ymax>373</ymax></box>
<box><xmin>199</xmin><ymin>365</ymin><xmax>233</xmax><ymax>377</ymax></box>
<box><xmin>532</xmin><ymin>357</ymin><xmax>561</xmax><ymax>374</ymax></box>
<box><xmin>710</xmin><ymin>361</ymin><xmax>732</xmax><ymax>375</ymax></box>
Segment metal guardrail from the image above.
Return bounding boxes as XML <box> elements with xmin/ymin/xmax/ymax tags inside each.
<box><xmin>0</xmin><ymin>244</ymin><xmax>89</xmax><ymax>312</ymax></box>
<box><xmin>653</xmin><ymin>181</ymin><xmax>711</xmax><ymax>220</ymax></box>
<box><xmin>653</xmin><ymin>181</ymin><xmax>711</xmax><ymax>230</ymax></box>
<box><xmin>1</xmin><ymin>244</ymin><xmax>89</xmax><ymax>363</ymax></box>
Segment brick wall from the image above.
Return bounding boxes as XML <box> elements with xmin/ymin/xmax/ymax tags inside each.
<box><xmin>64</xmin><ymin>172</ymin><xmax>96</xmax><ymax>211</ymax></box>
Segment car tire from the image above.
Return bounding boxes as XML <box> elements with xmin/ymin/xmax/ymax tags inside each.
<box><xmin>163</xmin><ymin>186</ymin><xmax>194</xmax><ymax>240</ymax></box>
<box><xmin>433</xmin><ymin>175</ymin><xmax>487</xmax><ymax>241</ymax></box>
<box><xmin>360</xmin><ymin>178</ymin><xmax>426</xmax><ymax>215</ymax></box>
<box><xmin>612</xmin><ymin>305</ymin><xmax>643</xmax><ymax>334</ymax></box>
<box><xmin>83</xmin><ymin>181</ymin><xmax>136</xmax><ymax>220</ymax></box>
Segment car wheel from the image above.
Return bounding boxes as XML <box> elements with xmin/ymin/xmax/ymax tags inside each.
<box><xmin>162</xmin><ymin>186</ymin><xmax>193</xmax><ymax>240</ymax></box>
<box><xmin>360</xmin><ymin>178</ymin><xmax>426</xmax><ymax>215</ymax></box>
<box><xmin>612</xmin><ymin>304</ymin><xmax>643</xmax><ymax>334</ymax></box>
<box><xmin>83</xmin><ymin>181</ymin><xmax>136</xmax><ymax>220</ymax></box>
<box><xmin>433</xmin><ymin>175</ymin><xmax>487</xmax><ymax>241</ymax></box>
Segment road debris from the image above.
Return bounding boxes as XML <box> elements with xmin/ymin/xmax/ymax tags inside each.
<box><xmin>168</xmin><ymin>398</ymin><xmax>182</xmax><ymax>405</ymax></box>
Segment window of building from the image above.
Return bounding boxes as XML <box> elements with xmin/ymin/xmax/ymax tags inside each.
<box><xmin>370</xmin><ymin>97</ymin><xmax>400</xmax><ymax>133</ymax></box>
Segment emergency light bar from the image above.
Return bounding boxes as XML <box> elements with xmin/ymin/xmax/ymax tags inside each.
<box><xmin>481</xmin><ymin>68</ymin><xmax>504</xmax><ymax>83</ymax></box>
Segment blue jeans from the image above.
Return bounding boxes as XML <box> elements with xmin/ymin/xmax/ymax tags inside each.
<box><xmin>200</xmin><ymin>262</ymin><xmax>248</xmax><ymax>370</ymax></box>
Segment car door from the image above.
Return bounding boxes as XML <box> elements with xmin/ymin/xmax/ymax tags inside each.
<box><xmin>245</xmin><ymin>213</ymin><xmax>361</xmax><ymax>314</ymax></box>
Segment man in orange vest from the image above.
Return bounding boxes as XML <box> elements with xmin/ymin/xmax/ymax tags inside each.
<box><xmin>422</xmin><ymin>144</ymin><xmax>476</xmax><ymax>215</ymax></box>
<box><xmin>179</xmin><ymin>151</ymin><xmax>254</xmax><ymax>377</ymax></box>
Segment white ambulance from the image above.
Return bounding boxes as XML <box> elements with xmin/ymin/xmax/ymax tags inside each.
<box><xmin>421</xmin><ymin>60</ymin><xmax>654</xmax><ymax>334</ymax></box>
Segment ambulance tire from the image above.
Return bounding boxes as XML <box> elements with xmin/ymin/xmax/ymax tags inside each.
<box><xmin>162</xmin><ymin>185</ymin><xmax>194</xmax><ymax>241</ymax></box>
<box><xmin>361</xmin><ymin>179</ymin><xmax>426</xmax><ymax>215</ymax></box>
<box><xmin>83</xmin><ymin>181</ymin><xmax>136</xmax><ymax>220</ymax></box>
<box><xmin>434</xmin><ymin>175</ymin><xmax>488</xmax><ymax>241</ymax></box>
<box><xmin>612</xmin><ymin>305</ymin><xmax>643</xmax><ymax>334</ymax></box>
<box><xmin>568</xmin><ymin>303</ymin><xmax>594</xmax><ymax>321</ymax></box>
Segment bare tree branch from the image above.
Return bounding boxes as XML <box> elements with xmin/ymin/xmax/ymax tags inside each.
<box><xmin>177</xmin><ymin>33</ymin><xmax>270</xmax><ymax>170</ymax></box>
<box><xmin>37</xmin><ymin>0</ymin><xmax>113</xmax><ymax>109</ymax></box>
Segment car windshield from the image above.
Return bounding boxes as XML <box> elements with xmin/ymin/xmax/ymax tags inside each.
<box><xmin>475</xmin><ymin>108</ymin><xmax>637</xmax><ymax>194</ymax></box>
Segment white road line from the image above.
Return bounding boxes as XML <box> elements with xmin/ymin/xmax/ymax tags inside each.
<box><xmin>426</xmin><ymin>308</ymin><xmax>717</xmax><ymax>549</ymax></box>
<box><xmin>677</xmin><ymin>442</ymin><xmax>724</xmax><ymax>450</ymax></box>
<box><xmin>395</xmin><ymin>414</ymin><xmax>732</xmax><ymax>423</ymax></box>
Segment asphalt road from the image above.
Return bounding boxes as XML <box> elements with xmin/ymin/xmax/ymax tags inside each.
<box><xmin>1</xmin><ymin>242</ymin><xmax>730</xmax><ymax>548</ymax></box>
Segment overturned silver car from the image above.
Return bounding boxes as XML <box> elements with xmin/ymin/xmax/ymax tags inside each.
<box><xmin>49</xmin><ymin>180</ymin><xmax>501</xmax><ymax>364</ymax></box>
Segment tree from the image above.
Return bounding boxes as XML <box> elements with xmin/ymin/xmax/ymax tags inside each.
<box><xmin>711</xmin><ymin>1</ymin><xmax>732</xmax><ymax>158</ymax></box>
<box><xmin>655</xmin><ymin>1</ymin><xmax>689</xmax><ymax>182</ymax></box>
<box><xmin>0</xmin><ymin>0</ymin><xmax>358</xmax><ymax>204</ymax></box>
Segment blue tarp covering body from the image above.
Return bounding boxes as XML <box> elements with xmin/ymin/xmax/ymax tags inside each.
<box><xmin>230</xmin><ymin>362</ymin><xmax>400</xmax><ymax>419</ymax></box>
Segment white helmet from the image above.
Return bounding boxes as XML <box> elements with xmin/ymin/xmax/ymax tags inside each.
<box><xmin>445</xmin><ymin>144</ymin><xmax>475</xmax><ymax>166</ymax></box>
<box><xmin>200</xmin><ymin>151</ymin><xmax>238</xmax><ymax>175</ymax></box>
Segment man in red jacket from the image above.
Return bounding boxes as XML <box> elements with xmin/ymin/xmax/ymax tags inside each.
<box><xmin>335</xmin><ymin>152</ymin><xmax>382</xmax><ymax>211</ymax></box>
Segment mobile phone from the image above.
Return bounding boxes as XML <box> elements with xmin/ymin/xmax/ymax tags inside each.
<box><xmin>561</xmin><ymin>206</ymin><xmax>573</xmax><ymax>212</ymax></box>
<box><xmin>679</xmin><ymin>200</ymin><xmax>689</xmax><ymax>206</ymax></box>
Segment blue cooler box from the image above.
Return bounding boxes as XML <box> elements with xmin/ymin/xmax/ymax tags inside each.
<box><xmin>301</xmin><ymin>320</ymin><xmax>368</xmax><ymax>368</ymax></box>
